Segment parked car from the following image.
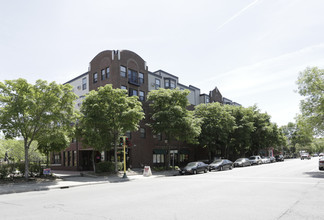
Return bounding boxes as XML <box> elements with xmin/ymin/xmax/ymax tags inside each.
<box><xmin>233</xmin><ymin>158</ymin><xmax>251</xmax><ymax>167</ymax></box>
<box><xmin>269</xmin><ymin>156</ymin><xmax>276</xmax><ymax>163</ymax></box>
<box><xmin>261</xmin><ymin>156</ymin><xmax>271</xmax><ymax>164</ymax></box>
<box><xmin>275</xmin><ymin>155</ymin><xmax>285</xmax><ymax>162</ymax></box>
<box><xmin>249</xmin><ymin>156</ymin><xmax>262</xmax><ymax>165</ymax></box>
<box><xmin>319</xmin><ymin>153</ymin><xmax>324</xmax><ymax>157</ymax></box>
<box><xmin>319</xmin><ymin>157</ymin><xmax>324</xmax><ymax>171</ymax></box>
<box><xmin>300</xmin><ymin>153</ymin><xmax>311</xmax><ymax>160</ymax></box>
<box><xmin>208</xmin><ymin>159</ymin><xmax>233</xmax><ymax>171</ymax></box>
<box><xmin>179</xmin><ymin>161</ymin><xmax>208</xmax><ymax>175</ymax></box>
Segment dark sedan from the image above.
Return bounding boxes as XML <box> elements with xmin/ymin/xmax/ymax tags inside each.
<box><xmin>233</xmin><ymin>158</ymin><xmax>251</xmax><ymax>167</ymax></box>
<box><xmin>275</xmin><ymin>155</ymin><xmax>285</xmax><ymax>162</ymax></box>
<box><xmin>179</xmin><ymin>161</ymin><xmax>209</xmax><ymax>175</ymax></box>
<box><xmin>209</xmin><ymin>159</ymin><xmax>233</xmax><ymax>171</ymax></box>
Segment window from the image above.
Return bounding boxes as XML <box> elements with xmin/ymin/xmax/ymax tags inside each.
<box><xmin>155</xmin><ymin>79</ymin><xmax>160</xmax><ymax>89</ymax></box>
<box><xmin>93</xmin><ymin>72</ymin><xmax>98</xmax><ymax>83</ymax></box>
<box><xmin>106</xmin><ymin>67</ymin><xmax>110</xmax><ymax>79</ymax></box>
<box><xmin>128</xmin><ymin>69</ymin><xmax>138</xmax><ymax>85</ymax></box>
<box><xmin>63</xmin><ymin>152</ymin><xmax>66</xmax><ymax>166</ymax></box>
<box><xmin>165</xmin><ymin>78</ymin><xmax>176</xmax><ymax>89</ymax></box>
<box><xmin>139</xmin><ymin>91</ymin><xmax>145</xmax><ymax>101</ymax></box>
<box><xmin>126</xmin><ymin>131</ymin><xmax>131</xmax><ymax>139</ymax></box>
<box><xmin>121</xmin><ymin>85</ymin><xmax>127</xmax><ymax>90</ymax></box>
<box><xmin>206</xmin><ymin>97</ymin><xmax>210</xmax><ymax>103</ymax></box>
<box><xmin>140</xmin><ymin>128</ymin><xmax>146</xmax><ymax>138</ymax></box>
<box><xmin>67</xmin><ymin>151</ymin><xmax>71</xmax><ymax>166</ymax></box>
<box><xmin>153</xmin><ymin>154</ymin><xmax>165</xmax><ymax>164</ymax></box>
<box><xmin>101</xmin><ymin>69</ymin><xmax>105</xmax><ymax>80</ymax></box>
<box><xmin>82</xmin><ymin>77</ymin><xmax>87</xmax><ymax>90</ymax></box>
<box><xmin>157</xmin><ymin>132</ymin><xmax>162</xmax><ymax>141</ymax></box>
<box><xmin>139</xmin><ymin>72</ymin><xmax>144</xmax><ymax>84</ymax></box>
<box><xmin>170</xmin><ymin>80</ymin><xmax>176</xmax><ymax>89</ymax></box>
<box><xmin>54</xmin><ymin>154</ymin><xmax>61</xmax><ymax>164</ymax></box>
<box><xmin>73</xmin><ymin>151</ymin><xmax>77</xmax><ymax>166</ymax></box>
<box><xmin>120</xmin><ymin>66</ymin><xmax>126</xmax><ymax>78</ymax></box>
<box><xmin>165</xmin><ymin>79</ymin><xmax>169</xmax><ymax>88</ymax></box>
<box><xmin>180</xmin><ymin>154</ymin><xmax>189</xmax><ymax>163</ymax></box>
<box><xmin>129</xmin><ymin>88</ymin><xmax>138</xmax><ymax>97</ymax></box>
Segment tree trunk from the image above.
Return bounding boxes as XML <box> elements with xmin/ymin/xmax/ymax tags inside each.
<box><xmin>114</xmin><ymin>133</ymin><xmax>118</xmax><ymax>173</ymax></box>
<box><xmin>46</xmin><ymin>151</ymin><xmax>49</xmax><ymax>167</ymax></box>
<box><xmin>24</xmin><ymin>139</ymin><xmax>29</xmax><ymax>180</ymax></box>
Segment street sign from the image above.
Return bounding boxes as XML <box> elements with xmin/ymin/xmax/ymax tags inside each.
<box><xmin>143</xmin><ymin>166</ymin><xmax>152</xmax><ymax>177</ymax></box>
<box><xmin>43</xmin><ymin>168</ymin><xmax>51</xmax><ymax>175</ymax></box>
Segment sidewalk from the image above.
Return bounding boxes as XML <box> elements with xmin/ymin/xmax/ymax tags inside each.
<box><xmin>0</xmin><ymin>169</ymin><xmax>179</xmax><ymax>195</ymax></box>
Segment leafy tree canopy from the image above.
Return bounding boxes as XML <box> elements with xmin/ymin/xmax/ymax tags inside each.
<box><xmin>297</xmin><ymin>67</ymin><xmax>324</xmax><ymax>135</ymax></box>
<box><xmin>0</xmin><ymin>79</ymin><xmax>78</xmax><ymax>179</ymax></box>
<box><xmin>76</xmin><ymin>84</ymin><xmax>144</xmax><ymax>172</ymax></box>
<box><xmin>147</xmin><ymin>88</ymin><xmax>201</xmax><ymax>144</ymax></box>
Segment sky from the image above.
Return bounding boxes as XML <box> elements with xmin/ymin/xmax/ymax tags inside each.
<box><xmin>1</xmin><ymin>0</ymin><xmax>324</xmax><ymax>126</ymax></box>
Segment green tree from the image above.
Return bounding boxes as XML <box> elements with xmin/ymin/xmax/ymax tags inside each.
<box><xmin>194</xmin><ymin>102</ymin><xmax>235</xmax><ymax>160</ymax></box>
<box><xmin>0</xmin><ymin>79</ymin><xmax>77</xmax><ymax>179</ymax></box>
<box><xmin>281</xmin><ymin>118</ymin><xmax>313</xmax><ymax>154</ymax></box>
<box><xmin>76</xmin><ymin>84</ymin><xmax>144</xmax><ymax>172</ymax></box>
<box><xmin>147</xmin><ymin>88</ymin><xmax>201</xmax><ymax>167</ymax></box>
<box><xmin>226</xmin><ymin>105</ymin><xmax>255</xmax><ymax>158</ymax></box>
<box><xmin>36</xmin><ymin>129</ymin><xmax>71</xmax><ymax>166</ymax></box>
<box><xmin>297</xmin><ymin>67</ymin><xmax>324</xmax><ymax>135</ymax></box>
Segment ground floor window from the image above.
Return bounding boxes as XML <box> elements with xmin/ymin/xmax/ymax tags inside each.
<box><xmin>179</xmin><ymin>154</ymin><xmax>189</xmax><ymax>163</ymax></box>
<box><xmin>68</xmin><ymin>151</ymin><xmax>71</xmax><ymax>166</ymax></box>
<box><xmin>153</xmin><ymin>154</ymin><xmax>165</xmax><ymax>164</ymax></box>
<box><xmin>54</xmin><ymin>153</ymin><xmax>61</xmax><ymax>164</ymax></box>
<box><xmin>73</xmin><ymin>151</ymin><xmax>77</xmax><ymax>166</ymax></box>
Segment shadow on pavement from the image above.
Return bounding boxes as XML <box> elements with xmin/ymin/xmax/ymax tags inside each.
<box><xmin>304</xmin><ymin>171</ymin><xmax>324</xmax><ymax>179</ymax></box>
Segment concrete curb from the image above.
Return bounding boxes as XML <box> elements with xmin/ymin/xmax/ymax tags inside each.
<box><xmin>0</xmin><ymin>171</ymin><xmax>179</xmax><ymax>195</ymax></box>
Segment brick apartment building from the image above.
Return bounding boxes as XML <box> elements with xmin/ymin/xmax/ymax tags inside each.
<box><xmin>50</xmin><ymin>50</ymin><xmax>239</xmax><ymax>171</ymax></box>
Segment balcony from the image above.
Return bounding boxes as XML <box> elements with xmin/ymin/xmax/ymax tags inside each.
<box><xmin>128</xmin><ymin>76</ymin><xmax>140</xmax><ymax>86</ymax></box>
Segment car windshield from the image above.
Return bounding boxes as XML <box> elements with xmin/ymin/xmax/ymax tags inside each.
<box><xmin>249</xmin><ymin>156</ymin><xmax>256</xmax><ymax>160</ymax></box>
<box><xmin>186</xmin><ymin>162</ymin><xmax>198</xmax><ymax>168</ymax></box>
<box><xmin>211</xmin><ymin>159</ymin><xmax>222</xmax><ymax>164</ymax></box>
<box><xmin>235</xmin><ymin>158</ymin><xmax>243</xmax><ymax>162</ymax></box>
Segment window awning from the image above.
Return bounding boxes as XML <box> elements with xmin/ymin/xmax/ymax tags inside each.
<box><xmin>153</xmin><ymin>149</ymin><xmax>167</xmax><ymax>154</ymax></box>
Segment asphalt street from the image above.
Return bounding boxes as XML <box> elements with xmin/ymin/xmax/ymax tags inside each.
<box><xmin>0</xmin><ymin>158</ymin><xmax>323</xmax><ymax>220</ymax></box>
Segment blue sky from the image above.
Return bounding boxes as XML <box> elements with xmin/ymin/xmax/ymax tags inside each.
<box><xmin>1</xmin><ymin>0</ymin><xmax>324</xmax><ymax>126</ymax></box>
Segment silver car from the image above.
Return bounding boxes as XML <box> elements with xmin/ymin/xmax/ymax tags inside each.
<box><xmin>319</xmin><ymin>157</ymin><xmax>324</xmax><ymax>171</ymax></box>
<box><xmin>249</xmin><ymin>155</ymin><xmax>262</xmax><ymax>165</ymax></box>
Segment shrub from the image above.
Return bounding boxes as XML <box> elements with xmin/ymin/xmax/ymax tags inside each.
<box><xmin>29</xmin><ymin>162</ymin><xmax>42</xmax><ymax>176</ymax></box>
<box><xmin>0</xmin><ymin>164</ymin><xmax>10</xmax><ymax>179</ymax></box>
<box><xmin>96</xmin><ymin>161</ymin><xmax>114</xmax><ymax>173</ymax></box>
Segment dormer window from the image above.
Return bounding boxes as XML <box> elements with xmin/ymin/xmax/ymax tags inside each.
<box><xmin>164</xmin><ymin>78</ymin><xmax>176</xmax><ymax>89</ymax></box>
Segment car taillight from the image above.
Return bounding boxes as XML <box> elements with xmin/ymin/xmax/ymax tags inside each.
<box><xmin>320</xmin><ymin>161</ymin><xmax>324</xmax><ymax>164</ymax></box>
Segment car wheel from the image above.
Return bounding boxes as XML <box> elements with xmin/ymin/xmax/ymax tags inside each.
<box><xmin>204</xmin><ymin>169</ymin><xmax>207</xmax><ymax>173</ymax></box>
<box><xmin>229</xmin><ymin>166</ymin><xmax>232</xmax><ymax>170</ymax></box>
<box><xmin>193</xmin><ymin>170</ymin><xmax>197</xmax><ymax>174</ymax></box>
<box><xmin>220</xmin><ymin>166</ymin><xmax>223</xmax><ymax>171</ymax></box>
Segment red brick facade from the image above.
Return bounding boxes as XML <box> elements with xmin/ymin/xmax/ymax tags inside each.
<box><xmin>51</xmin><ymin>50</ymin><xmax>200</xmax><ymax>171</ymax></box>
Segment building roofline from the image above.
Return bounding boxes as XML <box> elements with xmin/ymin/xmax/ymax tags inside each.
<box><xmin>148</xmin><ymin>71</ymin><xmax>162</xmax><ymax>78</ymax></box>
<box><xmin>153</xmin><ymin>70</ymin><xmax>179</xmax><ymax>79</ymax></box>
<box><xmin>64</xmin><ymin>72</ymin><xmax>89</xmax><ymax>85</ymax></box>
<box><xmin>189</xmin><ymin>85</ymin><xmax>200</xmax><ymax>90</ymax></box>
